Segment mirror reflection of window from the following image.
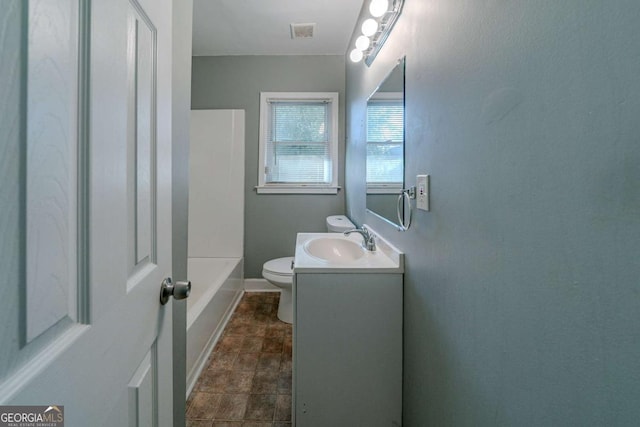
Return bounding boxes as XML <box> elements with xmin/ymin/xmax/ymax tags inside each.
<box><xmin>366</xmin><ymin>93</ymin><xmax>404</xmax><ymax>193</ymax></box>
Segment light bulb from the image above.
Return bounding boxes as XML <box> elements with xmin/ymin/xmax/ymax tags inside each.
<box><xmin>369</xmin><ymin>0</ymin><xmax>389</xmax><ymax>18</ymax></box>
<box><xmin>350</xmin><ymin>48</ymin><xmax>364</xmax><ymax>63</ymax></box>
<box><xmin>361</xmin><ymin>18</ymin><xmax>378</xmax><ymax>37</ymax></box>
<box><xmin>355</xmin><ymin>35</ymin><xmax>370</xmax><ymax>51</ymax></box>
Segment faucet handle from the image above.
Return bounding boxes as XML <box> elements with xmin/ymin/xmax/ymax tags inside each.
<box><xmin>362</xmin><ymin>227</ymin><xmax>376</xmax><ymax>251</ymax></box>
<box><xmin>365</xmin><ymin>234</ymin><xmax>376</xmax><ymax>251</ymax></box>
<box><xmin>343</xmin><ymin>227</ymin><xmax>376</xmax><ymax>251</ymax></box>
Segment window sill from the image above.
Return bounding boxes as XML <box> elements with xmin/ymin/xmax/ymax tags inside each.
<box><xmin>367</xmin><ymin>184</ymin><xmax>403</xmax><ymax>195</ymax></box>
<box><xmin>255</xmin><ymin>185</ymin><xmax>341</xmax><ymax>195</ymax></box>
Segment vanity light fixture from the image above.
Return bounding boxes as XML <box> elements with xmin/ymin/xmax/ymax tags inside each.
<box><xmin>350</xmin><ymin>48</ymin><xmax>364</xmax><ymax>63</ymax></box>
<box><xmin>361</xmin><ymin>18</ymin><xmax>379</xmax><ymax>37</ymax></box>
<box><xmin>355</xmin><ymin>35</ymin><xmax>371</xmax><ymax>51</ymax></box>
<box><xmin>369</xmin><ymin>0</ymin><xmax>389</xmax><ymax>18</ymax></box>
<box><xmin>349</xmin><ymin>0</ymin><xmax>404</xmax><ymax>66</ymax></box>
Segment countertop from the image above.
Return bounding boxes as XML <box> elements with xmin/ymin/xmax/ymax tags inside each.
<box><xmin>293</xmin><ymin>228</ymin><xmax>404</xmax><ymax>274</ymax></box>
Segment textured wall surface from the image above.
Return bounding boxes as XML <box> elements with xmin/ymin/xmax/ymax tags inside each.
<box><xmin>191</xmin><ymin>56</ymin><xmax>346</xmax><ymax>278</ymax></box>
<box><xmin>345</xmin><ymin>1</ymin><xmax>640</xmax><ymax>425</ymax></box>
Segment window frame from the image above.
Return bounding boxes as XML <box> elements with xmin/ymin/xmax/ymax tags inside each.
<box><xmin>257</xmin><ymin>91</ymin><xmax>340</xmax><ymax>194</ymax></box>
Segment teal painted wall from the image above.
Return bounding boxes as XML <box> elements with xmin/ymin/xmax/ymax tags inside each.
<box><xmin>346</xmin><ymin>1</ymin><xmax>640</xmax><ymax>425</ymax></box>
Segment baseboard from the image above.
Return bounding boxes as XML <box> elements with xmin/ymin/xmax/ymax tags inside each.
<box><xmin>244</xmin><ymin>278</ymin><xmax>281</xmax><ymax>292</ymax></box>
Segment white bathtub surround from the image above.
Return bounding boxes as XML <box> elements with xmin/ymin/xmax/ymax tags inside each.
<box><xmin>187</xmin><ymin>109</ymin><xmax>245</xmax><ymax>396</ymax></box>
<box><xmin>188</xmin><ymin>110</ymin><xmax>244</xmax><ymax>258</ymax></box>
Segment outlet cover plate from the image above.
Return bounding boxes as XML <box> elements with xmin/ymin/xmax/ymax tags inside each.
<box><xmin>417</xmin><ymin>175</ymin><xmax>429</xmax><ymax>211</ymax></box>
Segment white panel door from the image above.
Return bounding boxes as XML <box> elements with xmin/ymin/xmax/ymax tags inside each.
<box><xmin>0</xmin><ymin>0</ymin><xmax>177</xmax><ymax>425</ymax></box>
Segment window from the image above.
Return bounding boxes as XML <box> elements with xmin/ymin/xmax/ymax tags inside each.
<box><xmin>257</xmin><ymin>92</ymin><xmax>339</xmax><ymax>194</ymax></box>
<box><xmin>366</xmin><ymin>93</ymin><xmax>404</xmax><ymax>193</ymax></box>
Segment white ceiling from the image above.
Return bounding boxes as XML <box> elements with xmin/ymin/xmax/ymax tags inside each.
<box><xmin>192</xmin><ymin>0</ymin><xmax>365</xmax><ymax>56</ymax></box>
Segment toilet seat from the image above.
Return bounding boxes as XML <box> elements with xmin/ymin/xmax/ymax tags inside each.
<box><xmin>262</xmin><ymin>257</ymin><xmax>294</xmax><ymax>285</ymax></box>
<box><xmin>263</xmin><ymin>257</ymin><xmax>294</xmax><ymax>276</ymax></box>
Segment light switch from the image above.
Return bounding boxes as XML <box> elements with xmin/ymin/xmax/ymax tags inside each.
<box><xmin>416</xmin><ymin>175</ymin><xmax>429</xmax><ymax>211</ymax></box>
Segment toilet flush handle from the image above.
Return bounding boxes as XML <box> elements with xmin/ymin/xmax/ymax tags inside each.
<box><xmin>290</xmin><ymin>259</ymin><xmax>295</xmax><ymax>270</ymax></box>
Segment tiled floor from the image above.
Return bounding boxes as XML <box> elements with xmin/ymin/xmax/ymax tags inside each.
<box><xmin>186</xmin><ymin>292</ymin><xmax>292</xmax><ymax>427</ymax></box>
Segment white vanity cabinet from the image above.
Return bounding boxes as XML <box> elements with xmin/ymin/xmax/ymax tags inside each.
<box><xmin>292</xmin><ymin>231</ymin><xmax>404</xmax><ymax>427</ymax></box>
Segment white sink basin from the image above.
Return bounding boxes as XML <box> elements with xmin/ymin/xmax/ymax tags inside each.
<box><xmin>303</xmin><ymin>236</ymin><xmax>365</xmax><ymax>263</ymax></box>
<box><xmin>295</xmin><ymin>230</ymin><xmax>404</xmax><ymax>273</ymax></box>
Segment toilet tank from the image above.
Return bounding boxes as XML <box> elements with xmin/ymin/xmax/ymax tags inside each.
<box><xmin>326</xmin><ymin>215</ymin><xmax>355</xmax><ymax>232</ymax></box>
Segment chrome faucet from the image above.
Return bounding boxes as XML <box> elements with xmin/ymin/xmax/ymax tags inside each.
<box><xmin>344</xmin><ymin>227</ymin><xmax>376</xmax><ymax>251</ymax></box>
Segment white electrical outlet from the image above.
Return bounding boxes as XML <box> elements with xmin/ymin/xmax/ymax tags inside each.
<box><xmin>416</xmin><ymin>175</ymin><xmax>430</xmax><ymax>211</ymax></box>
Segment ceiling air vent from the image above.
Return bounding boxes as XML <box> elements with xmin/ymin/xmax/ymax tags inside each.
<box><xmin>290</xmin><ymin>23</ymin><xmax>315</xmax><ymax>39</ymax></box>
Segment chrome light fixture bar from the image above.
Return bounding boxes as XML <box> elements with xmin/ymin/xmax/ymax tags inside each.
<box><xmin>349</xmin><ymin>0</ymin><xmax>405</xmax><ymax>66</ymax></box>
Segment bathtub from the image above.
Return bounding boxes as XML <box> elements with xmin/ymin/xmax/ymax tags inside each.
<box><xmin>186</xmin><ymin>257</ymin><xmax>244</xmax><ymax>395</ymax></box>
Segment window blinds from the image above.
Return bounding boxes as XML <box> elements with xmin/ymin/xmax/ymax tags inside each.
<box><xmin>265</xmin><ymin>100</ymin><xmax>332</xmax><ymax>184</ymax></box>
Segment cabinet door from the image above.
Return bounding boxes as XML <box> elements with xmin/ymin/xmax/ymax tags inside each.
<box><xmin>294</xmin><ymin>273</ymin><xmax>403</xmax><ymax>427</ymax></box>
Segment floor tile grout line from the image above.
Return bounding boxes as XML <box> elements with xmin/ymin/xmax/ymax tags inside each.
<box><xmin>187</xmin><ymin>292</ymin><xmax>292</xmax><ymax>426</ymax></box>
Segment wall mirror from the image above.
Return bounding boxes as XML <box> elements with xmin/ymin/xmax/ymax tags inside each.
<box><xmin>365</xmin><ymin>57</ymin><xmax>405</xmax><ymax>226</ymax></box>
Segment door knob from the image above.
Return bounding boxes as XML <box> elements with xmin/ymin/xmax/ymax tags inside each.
<box><xmin>160</xmin><ymin>277</ymin><xmax>191</xmax><ymax>305</ymax></box>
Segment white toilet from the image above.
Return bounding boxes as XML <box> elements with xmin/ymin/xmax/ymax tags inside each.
<box><xmin>262</xmin><ymin>215</ymin><xmax>356</xmax><ymax>323</ymax></box>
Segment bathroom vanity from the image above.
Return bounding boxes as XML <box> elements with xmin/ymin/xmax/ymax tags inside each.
<box><xmin>292</xmin><ymin>229</ymin><xmax>403</xmax><ymax>427</ymax></box>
